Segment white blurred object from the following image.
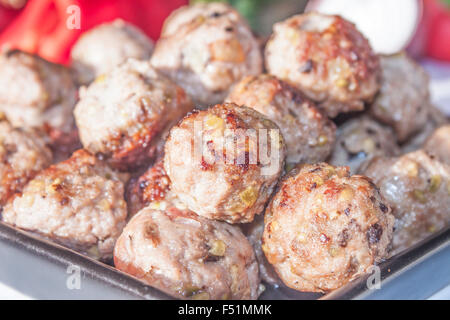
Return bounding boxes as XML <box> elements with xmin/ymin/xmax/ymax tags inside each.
<box><xmin>422</xmin><ymin>59</ymin><xmax>450</xmax><ymax>116</ymax></box>
<box><xmin>306</xmin><ymin>0</ymin><xmax>422</xmax><ymax>55</ymax></box>
<box><xmin>0</xmin><ymin>282</ymin><xmax>31</xmax><ymax>300</ymax></box>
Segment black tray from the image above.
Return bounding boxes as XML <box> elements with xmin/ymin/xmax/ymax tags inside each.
<box><xmin>0</xmin><ymin>221</ymin><xmax>448</xmax><ymax>300</ymax></box>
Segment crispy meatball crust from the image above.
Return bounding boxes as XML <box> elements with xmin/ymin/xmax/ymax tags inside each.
<box><xmin>265</xmin><ymin>13</ymin><xmax>380</xmax><ymax>118</ymax></box>
<box><xmin>114</xmin><ymin>204</ymin><xmax>260</xmax><ymax>300</ymax></box>
<box><xmin>71</xmin><ymin>19</ymin><xmax>154</xmax><ymax>85</ymax></box>
<box><xmin>164</xmin><ymin>103</ymin><xmax>285</xmax><ymax>224</ymax></box>
<box><xmin>74</xmin><ymin>59</ymin><xmax>193</xmax><ymax>171</ymax></box>
<box><xmin>0</xmin><ymin>50</ymin><xmax>78</xmax><ymax>150</ymax></box>
<box><xmin>329</xmin><ymin>116</ymin><xmax>400</xmax><ymax>173</ymax></box>
<box><xmin>364</xmin><ymin>150</ymin><xmax>450</xmax><ymax>255</ymax></box>
<box><xmin>0</xmin><ymin>120</ymin><xmax>52</xmax><ymax>209</ymax></box>
<box><xmin>226</xmin><ymin>74</ymin><xmax>336</xmax><ymax>164</ymax></box>
<box><xmin>2</xmin><ymin>149</ymin><xmax>128</xmax><ymax>260</ymax></box>
<box><xmin>424</xmin><ymin>125</ymin><xmax>450</xmax><ymax>165</ymax></box>
<box><xmin>151</xmin><ymin>3</ymin><xmax>262</xmax><ymax>107</ymax></box>
<box><xmin>263</xmin><ymin>163</ymin><xmax>395</xmax><ymax>292</ymax></box>
<box><xmin>370</xmin><ymin>53</ymin><xmax>431</xmax><ymax>142</ymax></box>
<box><xmin>126</xmin><ymin>159</ymin><xmax>172</xmax><ymax>216</ymax></box>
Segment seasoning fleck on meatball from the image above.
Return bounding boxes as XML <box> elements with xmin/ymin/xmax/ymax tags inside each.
<box><xmin>151</xmin><ymin>3</ymin><xmax>262</xmax><ymax>107</ymax></box>
<box><xmin>0</xmin><ymin>120</ymin><xmax>52</xmax><ymax>210</ymax></box>
<box><xmin>126</xmin><ymin>159</ymin><xmax>172</xmax><ymax>216</ymax></box>
<box><xmin>370</xmin><ymin>53</ymin><xmax>431</xmax><ymax>142</ymax></box>
<box><xmin>329</xmin><ymin>116</ymin><xmax>400</xmax><ymax>173</ymax></box>
<box><xmin>226</xmin><ymin>74</ymin><xmax>336</xmax><ymax>164</ymax></box>
<box><xmin>364</xmin><ymin>150</ymin><xmax>450</xmax><ymax>255</ymax></box>
<box><xmin>263</xmin><ymin>163</ymin><xmax>395</xmax><ymax>292</ymax></box>
<box><xmin>2</xmin><ymin>149</ymin><xmax>129</xmax><ymax>261</ymax></box>
<box><xmin>0</xmin><ymin>50</ymin><xmax>79</xmax><ymax>151</ymax></box>
<box><xmin>265</xmin><ymin>13</ymin><xmax>380</xmax><ymax>118</ymax></box>
<box><xmin>71</xmin><ymin>19</ymin><xmax>154</xmax><ymax>85</ymax></box>
<box><xmin>114</xmin><ymin>204</ymin><xmax>261</xmax><ymax>300</ymax></box>
<box><xmin>74</xmin><ymin>59</ymin><xmax>193</xmax><ymax>171</ymax></box>
<box><xmin>164</xmin><ymin>103</ymin><xmax>285</xmax><ymax>224</ymax></box>
<box><xmin>424</xmin><ymin>125</ymin><xmax>450</xmax><ymax>165</ymax></box>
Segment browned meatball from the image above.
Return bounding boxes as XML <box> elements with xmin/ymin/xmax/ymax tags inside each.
<box><xmin>0</xmin><ymin>50</ymin><xmax>79</xmax><ymax>151</ymax></box>
<box><xmin>226</xmin><ymin>74</ymin><xmax>336</xmax><ymax>164</ymax></box>
<box><xmin>329</xmin><ymin>116</ymin><xmax>400</xmax><ymax>173</ymax></box>
<box><xmin>424</xmin><ymin>125</ymin><xmax>450</xmax><ymax>165</ymax></box>
<box><xmin>0</xmin><ymin>120</ymin><xmax>52</xmax><ymax>210</ymax></box>
<box><xmin>370</xmin><ymin>53</ymin><xmax>431</xmax><ymax>142</ymax></box>
<box><xmin>164</xmin><ymin>103</ymin><xmax>285</xmax><ymax>223</ymax></box>
<box><xmin>114</xmin><ymin>204</ymin><xmax>261</xmax><ymax>300</ymax></box>
<box><xmin>262</xmin><ymin>163</ymin><xmax>395</xmax><ymax>292</ymax></box>
<box><xmin>151</xmin><ymin>2</ymin><xmax>262</xmax><ymax>107</ymax></box>
<box><xmin>2</xmin><ymin>149</ymin><xmax>128</xmax><ymax>261</ymax></box>
<box><xmin>241</xmin><ymin>215</ymin><xmax>281</xmax><ymax>286</ymax></box>
<box><xmin>265</xmin><ymin>13</ymin><xmax>380</xmax><ymax>118</ymax></box>
<box><xmin>364</xmin><ymin>150</ymin><xmax>450</xmax><ymax>255</ymax></box>
<box><xmin>126</xmin><ymin>159</ymin><xmax>172</xmax><ymax>216</ymax></box>
<box><xmin>71</xmin><ymin>20</ymin><xmax>154</xmax><ymax>85</ymax></box>
<box><xmin>74</xmin><ymin>59</ymin><xmax>193</xmax><ymax>171</ymax></box>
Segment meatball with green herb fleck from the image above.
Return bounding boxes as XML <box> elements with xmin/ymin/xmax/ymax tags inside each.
<box><xmin>227</xmin><ymin>74</ymin><xmax>336</xmax><ymax>165</ymax></box>
<box><xmin>263</xmin><ymin>163</ymin><xmax>394</xmax><ymax>292</ymax></box>
<box><xmin>114</xmin><ymin>204</ymin><xmax>260</xmax><ymax>300</ymax></box>
<box><xmin>364</xmin><ymin>150</ymin><xmax>450</xmax><ymax>255</ymax></box>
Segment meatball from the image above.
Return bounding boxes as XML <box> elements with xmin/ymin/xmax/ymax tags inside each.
<box><xmin>2</xmin><ymin>149</ymin><xmax>128</xmax><ymax>261</ymax></box>
<box><xmin>424</xmin><ymin>125</ymin><xmax>450</xmax><ymax>165</ymax></box>
<box><xmin>126</xmin><ymin>159</ymin><xmax>173</xmax><ymax>216</ymax></box>
<box><xmin>0</xmin><ymin>50</ymin><xmax>79</xmax><ymax>150</ymax></box>
<box><xmin>71</xmin><ymin>20</ymin><xmax>154</xmax><ymax>85</ymax></box>
<box><xmin>74</xmin><ymin>59</ymin><xmax>193</xmax><ymax>171</ymax></box>
<box><xmin>226</xmin><ymin>74</ymin><xmax>336</xmax><ymax>164</ymax></box>
<box><xmin>262</xmin><ymin>163</ymin><xmax>395</xmax><ymax>292</ymax></box>
<box><xmin>150</xmin><ymin>3</ymin><xmax>262</xmax><ymax>107</ymax></box>
<box><xmin>0</xmin><ymin>120</ymin><xmax>52</xmax><ymax>210</ymax></box>
<box><xmin>164</xmin><ymin>103</ymin><xmax>285</xmax><ymax>223</ymax></box>
<box><xmin>114</xmin><ymin>204</ymin><xmax>260</xmax><ymax>300</ymax></box>
<box><xmin>364</xmin><ymin>150</ymin><xmax>450</xmax><ymax>255</ymax></box>
<box><xmin>329</xmin><ymin>116</ymin><xmax>400</xmax><ymax>173</ymax></box>
<box><xmin>265</xmin><ymin>13</ymin><xmax>380</xmax><ymax>118</ymax></box>
<box><xmin>402</xmin><ymin>104</ymin><xmax>448</xmax><ymax>153</ymax></box>
<box><xmin>241</xmin><ymin>215</ymin><xmax>281</xmax><ymax>286</ymax></box>
<box><xmin>370</xmin><ymin>53</ymin><xmax>431</xmax><ymax>142</ymax></box>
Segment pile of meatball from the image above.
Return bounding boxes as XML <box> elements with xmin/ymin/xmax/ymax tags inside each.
<box><xmin>0</xmin><ymin>2</ymin><xmax>448</xmax><ymax>299</ymax></box>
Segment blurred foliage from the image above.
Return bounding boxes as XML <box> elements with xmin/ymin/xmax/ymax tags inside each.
<box><xmin>191</xmin><ymin>0</ymin><xmax>272</xmax><ymax>29</ymax></box>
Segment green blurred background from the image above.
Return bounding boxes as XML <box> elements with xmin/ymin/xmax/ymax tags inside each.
<box><xmin>191</xmin><ymin>0</ymin><xmax>309</xmax><ymax>35</ymax></box>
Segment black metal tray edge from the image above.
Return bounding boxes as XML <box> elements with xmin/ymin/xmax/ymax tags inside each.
<box><xmin>322</xmin><ymin>227</ymin><xmax>450</xmax><ymax>300</ymax></box>
<box><xmin>0</xmin><ymin>221</ymin><xmax>449</xmax><ymax>300</ymax></box>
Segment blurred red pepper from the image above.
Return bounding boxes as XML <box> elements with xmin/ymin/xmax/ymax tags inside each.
<box><xmin>424</xmin><ymin>0</ymin><xmax>450</xmax><ymax>61</ymax></box>
<box><xmin>0</xmin><ymin>0</ymin><xmax>187</xmax><ymax>64</ymax></box>
<box><xmin>0</xmin><ymin>5</ymin><xmax>19</xmax><ymax>32</ymax></box>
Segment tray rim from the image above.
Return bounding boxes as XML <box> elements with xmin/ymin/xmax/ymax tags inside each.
<box><xmin>0</xmin><ymin>220</ymin><xmax>448</xmax><ymax>300</ymax></box>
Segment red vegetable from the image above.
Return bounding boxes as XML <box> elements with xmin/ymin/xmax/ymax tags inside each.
<box><xmin>0</xmin><ymin>5</ymin><xmax>20</xmax><ymax>32</ymax></box>
<box><xmin>425</xmin><ymin>0</ymin><xmax>450</xmax><ymax>60</ymax></box>
<box><xmin>0</xmin><ymin>0</ymin><xmax>187</xmax><ymax>64</ymax></box>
